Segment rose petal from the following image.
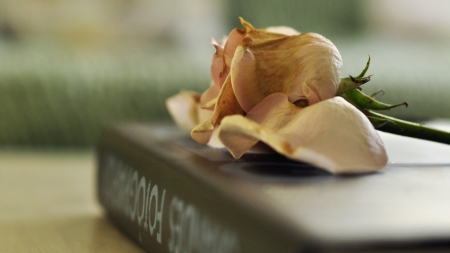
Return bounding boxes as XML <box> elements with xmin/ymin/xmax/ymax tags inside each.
<box><xmin>211</xmin><ymin>28</ymin><xmax>245</xmax><ymax>89</ymax></box>
<box><xmin>191</xmin><ymin>75</ymin><xmax>244</xmax><ymax>144</ymax></box>
<box><xmin>206</xmin><ymin>128</ymin><xmax>224</xmax><ymax>148</ymax></box>
<box><xmin>218</xmin><ymin>93</ymin><xmax>387</xmax><ymax>174</ymax></box>
<box><xmin>200</xmin><ymin>81</ymin><xmax>221</xmax><ymax>109</ymax></box>
<box><xmin>191</xmin><ymin>120</ymin><xmax>215</xmax><ymax>144</ymax></box>
<box><xmin>239</xmin><ymin>18</ymin><xmax>291</xmax><ymax>44</ymax></box>
<box><xmin>222</xmin><ymin>28</ymin><xmax>245</xmax><ymax>74</ymax></box>
<box><xmin>211</xmin><ymin>75</ymin><xmax>245</xmax><ymax>124</ymax></box>
<box><xmin>231</xmin><ymin>22</ymin><xmax>342</xmax><ymax>112</ymax></box>
<box><xmin>166</xmin><ymin>91</ymin><xmax>201</xmax><ymax>133</ymax></box>
<box><xmin>190</xmin><ymin>122</ymin><xmax>224</xmax><ymax>148</ymax></box>
<box><xmin>197</xmin><ymin>99</ymin><xmax>214</xmax><ymax>123</ymax></box>
<box><xmin>211</xmin><ymin>42</ymin><xmax>226</xmax><ymax>87</ymax></box>
<box><xmin>210</xmin><ymin>26</ymin><xmax>246</xmax><ymax>92</ymax></box>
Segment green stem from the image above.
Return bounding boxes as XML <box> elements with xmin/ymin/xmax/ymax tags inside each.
<box><xmin>367</xmin><ymin>110</ymin><xmax>450</xmax><ymax>145</ymax></box>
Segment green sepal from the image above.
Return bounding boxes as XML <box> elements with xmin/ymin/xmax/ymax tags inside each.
<box><xmin>346</xmin><ymin>88</ymin><xmax>408</xmax><ymax>111</ymax></box>
<box><xmin>356</xmin><ymin>56</ymin><xmax>371</xmax><ymax>78</ymax></box>
<box><xmin>337</xmin><ymin>75</ymin><xmax>371</xmax><ymax>96</ymax></box>
<box><xmin>336</xmin><ymin>56</ymin><xmax>372</xmax><ymax>96</ymax></box>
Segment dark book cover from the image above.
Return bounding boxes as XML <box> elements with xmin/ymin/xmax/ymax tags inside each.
<box><xmin>97</xmin><ymin>122</ymin><xmax>450</xmax><ymax>253</ymax></box>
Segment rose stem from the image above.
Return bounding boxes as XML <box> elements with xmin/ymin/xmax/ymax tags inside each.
<box><xmin>367</xmin><ymin>110</ymin><xmax>450</xmax><ymax>145</ymax></box>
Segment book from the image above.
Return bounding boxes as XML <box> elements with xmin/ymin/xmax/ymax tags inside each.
<box><xmin>97</xmin><ymin>122</ymin><xmax>450</xmax><ymax>253</ymax></box>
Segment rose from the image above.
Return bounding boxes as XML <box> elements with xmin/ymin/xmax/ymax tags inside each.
<box><xmin>166</xmin><ymin>18</ymin><xmax>387</xmax><ymax>174</ymax></box>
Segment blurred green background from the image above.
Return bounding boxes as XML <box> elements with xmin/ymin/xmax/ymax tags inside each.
<box><xmin>1</xmin><ymin>0</ymin><xmax>450</xmax><ymax>147</ymax></box>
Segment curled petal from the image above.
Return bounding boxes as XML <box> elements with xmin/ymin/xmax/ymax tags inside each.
<box><xmin>191</xmin><ymin>120</ymin><xmax>215</xmax><ymax>144</ymax></box>
<box><xmin>211</xmin><ymin>42</ymin><xmax>226</xmax><ymax>87</ymax></box>
<box><xmin>211</xmin><ymin>26</ymin><xmax>246</xmax><ymax>88</ymax></box>
<box><xmin>218</xmin><ymin>93</ymin><xmax>387</xmax><ymax>174</ymax></box>
<box><xmin>211</xmin><ymin>75</ymin><xmax>245</xmax><ymax>124</ymax></box>
<box><xmin>231</xmin><ymin>19</ymin><xmax>342</xmax><ymax>112</ymax></box>
<box><xmin>166</xmin><ymin>90</ymin><xmax>214</xmax><ymax>136</ymax></box>
<box><xmin>190</xmin><ymin>120</ymin><xmax>223</xmax><ymax>148</ymax></box>
<box><xmin>197</xmin><ymin>100</ymin><xmax>214</xmax><ymax>123</ymax></box>
<box><xmin>191</xmin><ymin>75</ymin><xmax>244</xmax><ymax>144</ymax></box>
<box><xmin>223</xmin><ymin>28</ymin><xmax>246</xmax><ymax>68</ymax></box>
<box><xmin>211</xmin><ymin>22</ymin><xmax>249</xmax><ymax>87</ymax></box>
<box><xmin>200</xmin><ymin>81</ymin><xmax>221</xmax><ymax>109</ymax></box>
<box><xmin>166</xmin><ymin>91</ymin><xmax>202</xmax><ymax>133</ymax></box>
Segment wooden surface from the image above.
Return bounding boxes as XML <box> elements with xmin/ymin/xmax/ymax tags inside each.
<box><xmin>0</xmin><ymin>149</ymin><xmax>145</xmax><ymax>253</ymax></box>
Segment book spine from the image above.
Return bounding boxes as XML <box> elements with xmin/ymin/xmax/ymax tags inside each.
<box><xmin>97</xmin><ymin>127</ymin><xmax>305</xmax><ymax>253</ymax></box>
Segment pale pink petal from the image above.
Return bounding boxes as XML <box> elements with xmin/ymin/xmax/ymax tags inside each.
<box><xmin>166</xmin><ymin>91</ymin><xmax>201</xmax><ymax>133</ymax></box>
<box><xmin>191</xmin><ymin>119</ymin><xmax>215</xmax><ymax>144</ymax></box>
<box><xmin>197</xmin><ymin>100</ymin><xmax>214</xmax><ymax>123</ymax></box>
<box><xmin>231</xmin><ymin>31</ymin><xmax>342</xmax><ymax>113</ymax></box>
<box><xmin>209</xmin><ymin>75</ymin><xmax>245</xmax><ymax>124</ymax></box>
<box><xmin>190</xmin><ymin>120</ymin><xmax>224</xmax><ymax>148</ymax></box>
<box><xmin>191</xmin><ymin>75</ymin><xmax>244</xmax><ymax>144</ymax></box>
<box><xmin>211</xmin><ymin>25</ymin><xmax>246</xmax><ymax>88</ymax></box>
<box><xmin>222</xmin><ymin>28</ymin><xmax>245</xmax><ymax>71</ymax></box>
<box><xmin>210</xmin><ymin>42</ymin><xmax>226</xmax><ymax>87</ymax></box>
<box><xmin>218</xmin><ymin>93</ymin><xmax>387</xmax><ymax>174</ymax></box>
<box><xmin>207</xmin><ymin>128</ymin><xmax>224</xmax><ymax>148</ymax></box>
<box><xmin>201</xmin><ymin>97</ymin><xmax>218</xmax><ymax>111</ymax></box>
<box><xmin>200</xmin><ymin>81</ymin><xmax>221</xmax><ymax>109</ymax></box>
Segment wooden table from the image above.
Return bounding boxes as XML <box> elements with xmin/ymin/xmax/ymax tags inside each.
<box><xmin>0</xmin><ymin>149</ymin><xmax>144</xmax><ymax>252</ymax></box>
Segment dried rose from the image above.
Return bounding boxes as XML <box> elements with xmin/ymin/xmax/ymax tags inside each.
<box><xmin>166</xmin><ymin>18</ymin><xmax>388</xmax><ymax>173</ymax></box>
